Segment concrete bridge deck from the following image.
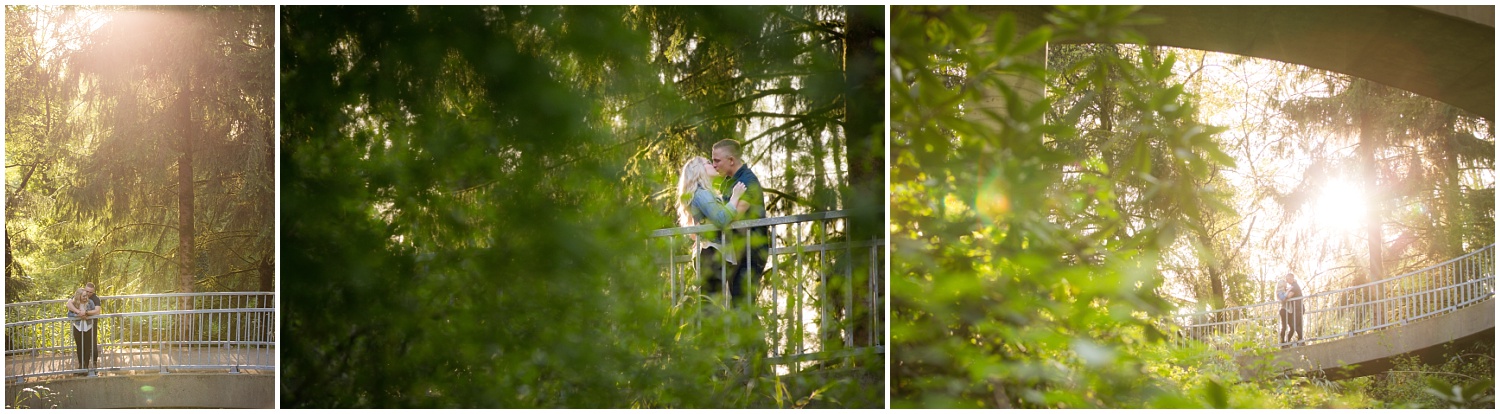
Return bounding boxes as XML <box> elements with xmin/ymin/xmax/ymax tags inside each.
<box><xmin>5</xmin><ymin>345</ymin><xmax>275</xmax><ymax>408</ymax></box>
<box><xmin>6</xmin><ymin>373</ymin><xmax>273</xmax><ymax>409</ymax></box>
<box><xmin>5</xmin><ymin>345</ymin><xmax>274</xmax><ymax>380</ymax></box>
<box><xmin>1240</xmin><ymin>298</ymin><xmax>1494</xmax><ymax>380</ymax></box>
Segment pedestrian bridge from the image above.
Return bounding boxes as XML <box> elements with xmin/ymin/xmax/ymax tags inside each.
<box><xmin>4</xmin><ymin>292</ymin><xmax>274</xmax><ymax>408</ymax></box>
<box><xmin>1171</xmin><ymin>245</ymin><xmax>1495</xmax><ymax>380</ymax></box>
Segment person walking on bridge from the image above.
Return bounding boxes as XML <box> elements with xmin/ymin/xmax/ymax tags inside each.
<box><xmin>1276</xmin><ymin>272</ymin><xmax>1304</xmax><ymax>346</ymax></box>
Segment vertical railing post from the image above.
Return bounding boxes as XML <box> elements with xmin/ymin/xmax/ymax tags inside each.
<box><xmin>822</xmin><ymin>219</ymin><xmax>834</xmax><ymax>354</ymax></box>
<box><xmin>845</xmin><ymin>222</ymin><xmax>854</xmax><ymax>348</ymax></box>
<box><xmin>667</xmin><ymin>236</ymin><xmax>677</xmax><ymax>310</ymax></box>
<box><xmin>870</xmin><ymin>240</ymin><xmax>878</xmax><ymax>348</ymax></box>
<box><xmin>794</xmin><ymin>229</ymin><xmax>804</xmax><ymax>365</ymax></box>
<box><xmin>722</xmin><ymin>229</ymin><xmax>732</xmax><ymax>335</ymax></box>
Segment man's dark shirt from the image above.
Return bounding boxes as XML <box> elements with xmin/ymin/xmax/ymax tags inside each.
<box><xmin>721</xmin><ymin>164</ymin><xmax>771</xmax><ymax>263</ymax></box>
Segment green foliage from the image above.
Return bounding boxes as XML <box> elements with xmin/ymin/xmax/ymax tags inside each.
<box><xmin>6</xmin><ymin>385</ymin><xmax>59</xmax><ymax>409</ymax></box>
<box><xmin>892</xmin><ymin>5</ymin><xmax>1241</xmax><ymax>407</ymax></box>
<box><xmin>279</xmin><ymin>6</ymin><xmax>880</xmax><ymax>408</ymax></box>
<box><xmin>1347</xmin><ymin>344</ymin><xmax>1496</xmax><ymax>408</ymax></box>
<box><xmin>1422</xmin><ymin>377</ymin><xmax>1495</xmax><ymax>408</ymax></box>
<box><xmin>6</xmin><ymin>6</ymin><xmax>92</xmax><ymax>301</ymax></box>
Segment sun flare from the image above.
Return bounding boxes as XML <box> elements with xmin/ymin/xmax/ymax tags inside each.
<box><xmin>1312</xmin><ymin>178</ymin><xmax>1368</xmax><ymax>234</ymax></box>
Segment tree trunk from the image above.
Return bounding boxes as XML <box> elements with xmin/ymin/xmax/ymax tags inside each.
<box><xmin>841</xmin><ymin>5</ymin><xmax>883</xmax><ymax>348</ymax></box>
<box><xmin>259</xmin><ymin>254</ymin><xmax>274</xmax><ymax>293</ymax></box>
<box><xmin>1208</xmin><ymin>268</ymin><xmax>1226</xmax><ymax>311</ymax></box>
<box><xmin>4</xmin><ymin>228</ymin><xmax>18</xmax><ymax>303</ymax></box>
<box><xmin>1355</xmin><ymin>80</ymin><xmax>1385</xmax><ymax>327</ymax></box>
<box><xmin>178</xmin><ymin>80</ymin><xmax>198</xmax><ymax>340</ymax></box>
<box><xmin>1437</xmin><ymin>107</ymin><xmax>1464</xmax><ymax>258</ymax></box>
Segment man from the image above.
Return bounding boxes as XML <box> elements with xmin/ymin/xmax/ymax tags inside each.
<box><xmin>1276</xmin><ymin>272</ymin><xmax>1304</xmax><ymax>346</ymax></box>
<box><xmin>711</xmin><ymin>139</ymin><xmax>770</xmax><ymax>307</ymax></box>
<box><xmin>85</xmin><ymin>282</ymin><xmax>104</xmax><ymax>365</ymax></box>
<box><xmin>85</xmin><ymin>283</ymin><xmax>104</xmax><ymax>364</ymax></box>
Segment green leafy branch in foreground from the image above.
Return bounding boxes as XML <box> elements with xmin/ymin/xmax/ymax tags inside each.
<box><xmin>892</xmin><ymin>5</ymin><xmax>1244</xmax><ymax>408</ymax></box>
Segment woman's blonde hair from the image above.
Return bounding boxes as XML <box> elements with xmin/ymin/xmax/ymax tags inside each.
<box><xmin>676</xmin><ymin>156</ymin><xmax>718</xmax><ymax>227</ymax></box>
<box><xmin>70</xmin><ymin>288</ymin><xmax>88</xmax><ymax>308</ymax></box>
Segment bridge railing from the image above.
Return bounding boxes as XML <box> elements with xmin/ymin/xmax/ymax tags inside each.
<box><xmin>650</xmin><ymin>210</ymin><xmax>885</xmax><ymax>372</ymax></box>
<box><xmin>4</xmin><ymin>292</ymin><xmax>275</xmax><ymax>383</ymax></box>
<box><xmin>1172</xmin><ymin>244</ymin><xmax>1495</xmax><ymax>352</ymax></box>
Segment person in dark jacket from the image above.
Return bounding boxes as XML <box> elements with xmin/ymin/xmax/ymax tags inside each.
<box><xmin>710</xmin><ymin>139</ymin><xmax>770</xmax><ymax>308</ymax></box>
<box><xmin>85</xmin><ymin>282</ymin><xmax>103</xmax><ymax>366</ymax></box>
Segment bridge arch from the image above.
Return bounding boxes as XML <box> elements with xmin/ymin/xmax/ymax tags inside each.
<box><xmin>975</xmin><ymin>5</ymin><xmax>1495</xmax><ymax>119</ymax></box>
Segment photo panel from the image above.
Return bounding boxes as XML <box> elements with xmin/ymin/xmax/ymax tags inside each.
<box><xmin>889</xmin><ymin>5</ymin><xmax>1496</xmax><ymax>409</ymax></box>
<box><xmin>277</xmin><ymin>5</ymin><xmax>885</xmax><ymax>408</ymax></box>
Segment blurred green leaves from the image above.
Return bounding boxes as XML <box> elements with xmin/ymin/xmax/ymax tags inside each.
<box><xmin>1422</xmin><ymin>377</ymin><xmax>1495</xmax><ymax>408</ymax></box>
<box><xmin>892</xmin><ymin>5</ymin><xmax>1239</xmax><ymax>407</ymax></box>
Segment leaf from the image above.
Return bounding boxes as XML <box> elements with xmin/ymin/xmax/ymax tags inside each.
<box><xmin>1204</xmin><ymin>379</ymin><xmax>1229</xmax><ymax>408</ymax></box>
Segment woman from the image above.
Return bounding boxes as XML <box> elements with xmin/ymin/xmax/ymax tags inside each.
<box><xmin>677</xmin><ymin>156</ymin><xmax>746</xmax><ymax>298</ymax></box>
<box><xmin>65</xmin><ymin>287</ymin><xmax>100</xmax><ymax>374</ymax></box>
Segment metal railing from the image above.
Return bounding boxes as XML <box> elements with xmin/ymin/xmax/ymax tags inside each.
<box><xmin>1172</xmin><ymin>244</ymin><xmax>1495</xmax><ymax>352</ymax></box>
<box><xmin>5</xmin><ymin>292</ymin><xmax>275</xmax><ymax>382</ymax></box>
<box><xmin>650</xmin><ymin>210</ymin><xmax>885</xmax><ymax>372</ymax></box>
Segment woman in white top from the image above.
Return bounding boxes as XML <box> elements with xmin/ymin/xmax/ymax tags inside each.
<box><xmin>65</xmin><ymin>288</ymin><xmax>101</xmax><ymax>373</ymax></box>
<box><xmin>677</xmin><ymin>156</ymin><xmax>746</xmax><ymax>299</ymax></box>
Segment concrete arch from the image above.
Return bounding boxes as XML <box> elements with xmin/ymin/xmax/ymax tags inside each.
<box><xmin>975</xmin><ymin>5</ymin><xmax>1495</xmax><ymax>119</ymax></box>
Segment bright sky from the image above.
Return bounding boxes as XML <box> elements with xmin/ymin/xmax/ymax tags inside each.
<box><xmin>31</xmin><ymin>7</ymin><xmax>111</xmax><ymax>68</ymax></box>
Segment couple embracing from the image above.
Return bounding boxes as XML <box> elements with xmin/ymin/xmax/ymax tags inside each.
<box><xmin>66</xmin><ymin>282</ymin><xmax>104</xmax><ymax>375</ymax></box>
<box><xmin>675</xmin><ymin>139</ymin><xmax>771</xmax><ymax>307</ymax></box>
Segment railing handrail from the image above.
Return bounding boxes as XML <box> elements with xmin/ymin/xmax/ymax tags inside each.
<box><xmin>1179</xmin><ymin>244</ymin><xmax>1495</xmax><ymax>319</ymax></box>
<box><xmin>5</xmin><ymin>307</ymin><xmax>274</xmax><ymax>329</ymax></box>
<box><xmin>5</xmin><ymin>291</ymin><xmax>275</xmax><ymax>309</ymax></box>
<box><xmin>648</xmin><ymin>210</ymin><xmax>853</xmax><ymax>238</ymax></box>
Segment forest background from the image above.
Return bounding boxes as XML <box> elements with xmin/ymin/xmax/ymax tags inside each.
<box><xmin>6</xmin><ymin>6</ymin><xmax>274</xmax><ymax>303</ymax></box>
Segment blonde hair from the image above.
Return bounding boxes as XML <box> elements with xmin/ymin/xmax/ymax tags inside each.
<box><xmin>676</xmin><ymin>156</ymin><xmax>718</xmax><ymax>227</ymax></box>
<box><xmin>70</xmin><ymin>288</ymin><xmax>88</xmax><ymax>309</ymax></box>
